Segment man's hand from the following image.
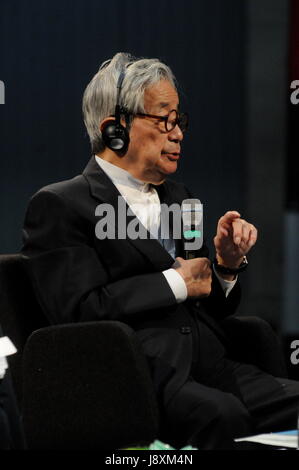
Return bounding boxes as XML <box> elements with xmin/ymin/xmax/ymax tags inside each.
<box><xmin>172</xmin><ymin>257</ymin><xmax>212</xmax><ymax>298</ymax></box>
<box><xmin>214</xmin><ymin>211</ymin><xmax>258</xmax><ymax>270</ymax></box>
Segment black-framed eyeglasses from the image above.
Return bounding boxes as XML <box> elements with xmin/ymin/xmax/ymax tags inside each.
<box><xmin>135</xmin><ymin>109</ymin><xmax>189</xmax><ymax>133</ymax></box>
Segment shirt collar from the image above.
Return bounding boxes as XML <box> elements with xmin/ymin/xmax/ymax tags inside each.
<box><xmin>95</xmin><ymin>155</ymin><xmax>151</xmax><ymax>193</ymax></box>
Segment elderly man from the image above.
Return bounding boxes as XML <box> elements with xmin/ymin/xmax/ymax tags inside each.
<box><xmin>22</xmin><ymin>53</ymin><xmax>299</xmax><ymax>449</ymax></box>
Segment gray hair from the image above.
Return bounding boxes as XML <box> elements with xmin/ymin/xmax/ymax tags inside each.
<box><xmin>82</xmin><ymin>52</ymin><xmax>177</xmax><ymax>154</ymax></box>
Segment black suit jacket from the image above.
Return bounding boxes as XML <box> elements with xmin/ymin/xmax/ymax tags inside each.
<box><xmin>21</xmin><ymin>156</ymin><xmax>241</xmax><ymax>406</ymax></box>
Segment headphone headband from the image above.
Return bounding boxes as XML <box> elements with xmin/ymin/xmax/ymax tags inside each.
<box><xmin>116</xmin><ymin>70</ymin><xmax>126</xmax><ymax>103</ymax></box>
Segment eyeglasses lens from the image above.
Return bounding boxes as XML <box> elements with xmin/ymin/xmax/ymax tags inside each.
<box><xmin>166</xmin><ymin>110</ymin><xmax>188</xmax><ymax>133</ymax></box>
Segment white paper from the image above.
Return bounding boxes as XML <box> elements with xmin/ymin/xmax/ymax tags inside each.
<box><xmin>0</xmin><ymin>336</ymin><xmax>17</xmax><ymax>358</ymax></box>
<box><xmin>235</xmin><ymin>430</ymin><xmax>298</xmax><ymax>448</ymax></box>
<box><xmin>0</xmin><ymin>356</ymin><xmax>8</xmax><ymax>379</ymax></box>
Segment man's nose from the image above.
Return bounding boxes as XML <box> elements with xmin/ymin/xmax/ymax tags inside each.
<box><xmin>168</xmin><ymin>124</ymin><xmax>184</xmax><ymax>142</ymax></box>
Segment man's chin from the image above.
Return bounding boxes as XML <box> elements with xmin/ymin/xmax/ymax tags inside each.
<box><xmin>152</xmin><ymin>166</ymin><xmax>178</xmax><ymax>184</ymax></box>
<box><xmin>162</xmin><ymin>161</ymin><xmax>178</xmax><ymax>175</ymax></box>
<box><xmin>141</xmin><ymin>161</ymin><xmax>178</xmax><ymax>185</ymax></box>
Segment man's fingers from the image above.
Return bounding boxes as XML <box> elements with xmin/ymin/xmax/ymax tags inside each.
<box><xmin>232</xmin><ymin>220</ymin><xmax>258</xmax><ymax>247</ymax></box>
<box><xmin>191</xmin><ymin>258</ymin><xmax>212</xmax><ymax>280</ymax></box>
<box><xmin>217</xmin><ymin>212</ymin><xmax>258</xmax><ymax>251</ymax></box>
<box><xmin>199</xmin><ymin>257</ymin><xmax>211</xmax><ymax>273</ymax></box>
<box><xmin>248</xmin><ymin>225</ymin><xmax>258</xmax><ymax>247</ymax></box>
<box><xmin>218</xmin><ymin>211</ymin><xmax>241</xmax><ymax>225</ymax></box>
<box><xmin>231</xmin><ymin>218</ymin><xmax>243</xmax><ymax>245</ymax></box>
<box><xmin>235</xmin><ymin>219</ymin><xmax>250</xmax><ymax>245</ymax></box>
<box><xmin>217</xmin><ymin>211</ymin><xmax>240</xmax><ymax>237</ymax></box>
<box><xmin>219</xmin><ymin>226</ymin><xmax>229</xmax><ymax>237</ymax></box>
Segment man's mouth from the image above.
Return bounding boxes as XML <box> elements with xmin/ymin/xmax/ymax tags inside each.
<box><xmin>161</xmin><ymin>152</ymin><xmax>180</xmax><ymax>161</ymax></box>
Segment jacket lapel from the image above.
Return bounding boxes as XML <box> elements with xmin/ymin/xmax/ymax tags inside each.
<box><xmin>155</xmin><ymin>183</ymin><xmax>184</xmax><ymax>258</ymax></box>
<box><xmin>82</xmin><ymin>156</ymin><xmax>175</xmax><ymax>271</ymax></box>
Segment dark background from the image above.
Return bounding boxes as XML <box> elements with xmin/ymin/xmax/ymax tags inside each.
<box><xmin>0</xmin><ymin>0</ymin><xmax>246</xmax><ymax>248</ymax></box>
<box><xmin>0</xmin><ymin>0</ymin><xmax>298</xmax><ymax>361</ymax></box>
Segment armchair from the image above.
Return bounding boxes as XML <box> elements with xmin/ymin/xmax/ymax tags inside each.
<box><xmin>0</xmin><ymin>254</ymin><xmax>287</xmax><ymax>449</ymax></box>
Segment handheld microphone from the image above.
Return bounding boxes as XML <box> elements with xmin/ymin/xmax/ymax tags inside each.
<box><xmin>181</xmin><ymin>199</ymin><xmax>203</xmax><ymax>259</ymax></box>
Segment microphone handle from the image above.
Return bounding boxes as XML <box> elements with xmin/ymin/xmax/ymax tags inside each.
<box><xmin>185</xmin><ymin>251</ymin><xmax>197</xmax><ymax>260</ymax></box>
<box><xmin>185</xmin><ymin>231</ymin><xmax>197</xmax><ymax>259</ymax></box>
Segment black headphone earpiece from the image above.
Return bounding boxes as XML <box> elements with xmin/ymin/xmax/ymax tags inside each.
<box><xmin>101</xmin><ymin>119</ymin><xmax>130</xmax><ymax>154</ymax></box>
<box><xmin>101</xmin><ymin>69</ymin><xmax>130</xmax><ymax>154</ymax></box>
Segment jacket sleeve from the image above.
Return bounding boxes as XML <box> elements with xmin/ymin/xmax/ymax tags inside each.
<box><xmin>21</xmin><ymin>190</ymin><xmax>177</xmax><ymax>325</ymax></box>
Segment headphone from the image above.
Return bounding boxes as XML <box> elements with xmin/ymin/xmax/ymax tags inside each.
<box><xmin>101</xmin><ymin>69</ymin><xmax>130</xmax><ymax>154</ymax></box>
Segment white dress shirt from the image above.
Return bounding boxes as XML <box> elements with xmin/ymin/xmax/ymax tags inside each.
<box><xmin>95</xmin><ymin>155</ymin><xmax>237</xmax><ymax>302</ymax></box>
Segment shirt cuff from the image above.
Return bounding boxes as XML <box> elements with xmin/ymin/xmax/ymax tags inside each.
<box><xmin>213</xmin><ymin>264</ymin><xmax>238</xmax><ymax>298</ymax></box>
<box><xmin>162</xmin><ymin>268</ymin><xmax>188</xmax><ymax>303</ymax></box>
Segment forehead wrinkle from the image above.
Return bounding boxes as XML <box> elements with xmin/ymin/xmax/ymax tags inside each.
<box><xmin>158</xmin><ymin>101</ymin><xmax>178</xmax><ymax>111</ymax></box>
<box><xmin>144</xmin><ymin>81</ymin><xmax>179</xmax><ymax>112</ymax></box>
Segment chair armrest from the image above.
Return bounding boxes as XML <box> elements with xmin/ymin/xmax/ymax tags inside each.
<box><xmin>21</xmin><ymin>321</ymin><xmax>159</xmax><ymax>449</ymax></box>
<box><xmin>221</xmin><ymin>316</ymin><xmax>288</xmax><ymax>378</ymax></box>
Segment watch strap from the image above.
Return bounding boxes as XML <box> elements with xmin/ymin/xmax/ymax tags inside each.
<box><xmin>213</xmin><ymin>256</ymin><xmax>248</xmax><ymax>274</ymax></box>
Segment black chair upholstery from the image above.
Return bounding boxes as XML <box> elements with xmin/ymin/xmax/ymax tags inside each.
<box><xmin>0</xmin><ymin>254</ymin><xmax>159</xmax><ymax>449</ymax></box>
<box><xmin>222</xmin><ymin>315</ymin><xmax>288</xmax><ymax>378</ymax></box>
<box><xmin>0</xmin><ymin>254</ymin><xmax>48</xmax><ymax>406</ymax></box>
<box><xmin>0</xmin><ymin>253</ymin><xmax>288</xmax><ymax>449</ymax></box>
<box><xmin>22</xmin><ymin>322</ymin><xmax>159</xmax><ymax>449</ymax></box>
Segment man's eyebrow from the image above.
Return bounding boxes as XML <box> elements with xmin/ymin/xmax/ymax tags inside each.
<box><xmin>159</xmin><ymin>102</ymin><xmax>170</xmax><ymax>109</ymax></box>
<box><xmin>158</xmin><ymin>102</ymin><xmax>179</xmax><ymax>110</ymax></box>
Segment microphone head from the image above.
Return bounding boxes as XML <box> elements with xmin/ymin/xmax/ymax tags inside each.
<box><xmin>181</xmin><ymin>198</ymin><xmax>203</xmax><ymax>252</ymax></box>
<box><xmin>181</xmin><ymin>199</ymin><xmax>203</xmax><ymax>226</ymax></box>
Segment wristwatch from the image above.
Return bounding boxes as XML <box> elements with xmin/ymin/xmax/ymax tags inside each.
<box><xmin>213</xmin><ymin>256</ymin><xmax>248</xmax><ymax>275</ymax></box>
